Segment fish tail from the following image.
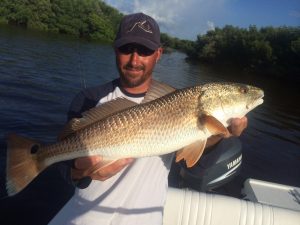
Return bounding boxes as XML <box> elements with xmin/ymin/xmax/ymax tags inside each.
<box><xmin>6</xmin><ymin>133</ymin><xmax>44</xmax><ymax>196</ymax></box>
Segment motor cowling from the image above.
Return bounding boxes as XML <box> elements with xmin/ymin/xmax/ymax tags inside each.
<box><xmin>169</xmin><ymin>137</ymin><xmax>242</xmax><ymax>192</ymax></box>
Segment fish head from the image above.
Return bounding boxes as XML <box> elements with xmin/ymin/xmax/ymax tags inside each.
<box><xmin>198</xmin><ymin>83</ymin><xmax>264</xmax><ymax>126</ymax></box>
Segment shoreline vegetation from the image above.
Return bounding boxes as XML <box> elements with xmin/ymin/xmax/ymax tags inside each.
<box><xmin>1</xmin><ymin>0</ymin><xmax>299</xmax><ymax>82</ymax></box>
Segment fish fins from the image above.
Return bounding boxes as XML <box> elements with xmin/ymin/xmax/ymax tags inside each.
<box><xmin>59</xmin><ymin>80</ymin><xmax>174</xmax><ymax>140</ymax></box>
<box><xmin>6</xmin><ymin>133</ymin><xmax>44</xmax><ymax>196</ymax></box>
<box><xmin>59</xmin><ymin>98</ymin><xmax>137</xmax><ymax>140</ymax></box>
<box><xmin>175</xmin><ymin>139</ymin><xmax>207</xmax><ymax>168</ymax></box>
<box><xmin>176</xmin><ymin>115</ymin><xmax>230</xmax><ymax>168</ymax></box>
<box><xmin>201</xmin><ymin>115</ymin><xmax>230</xmax><ymax>137</ymax></box>
<box><xmin>142</xmin><ymin>79</ymin><xmax>176</xmax><ymax>103</ymax></box>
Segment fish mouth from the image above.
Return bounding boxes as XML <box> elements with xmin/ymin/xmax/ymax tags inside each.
<box><xmin>247</xmin><ymin>93</ymin><xmax>264</xmax><ymax>110</ymax></box>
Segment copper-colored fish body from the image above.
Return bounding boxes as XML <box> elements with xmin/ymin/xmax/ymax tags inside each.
<box><xmin>6</xmin><ymin>82</ymin><xmax>264</xmax><ymax>196</ymax></box>
<box><xmin>41</xmin><ymin>86</ymin><xmax>203</xmax><ymax>165</ymax></box>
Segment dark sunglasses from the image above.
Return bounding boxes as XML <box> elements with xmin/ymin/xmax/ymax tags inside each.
<box><xmin>118</xmin><ymin>44</ymin><xmax>155</xmax><ymax>57</ymax></box>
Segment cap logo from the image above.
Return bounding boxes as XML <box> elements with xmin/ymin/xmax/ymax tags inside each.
<box><xmin>127</xmin><ymin>20</ymin><xmax>153</xmax><ymax>34</ymax></box>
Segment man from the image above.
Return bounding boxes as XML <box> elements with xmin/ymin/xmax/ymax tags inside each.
<box><xmin>49</xmin><ymin>12</ymin><xmax>247</xmax><ymax>225</ymax></box>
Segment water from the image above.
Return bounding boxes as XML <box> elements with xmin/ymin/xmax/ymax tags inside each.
<box><xmin>0</xmin><ymin>25</ymin><xmax>300</xmax><ymax>223</ymax></box>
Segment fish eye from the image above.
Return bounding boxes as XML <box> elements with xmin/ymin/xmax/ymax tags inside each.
<box><xmin>239</xmin><ymin>86</ymin><xmax>249</xmax><ymax>94</ymax></box>
<box><xmin>31</xmin><ymin>144</ymin><xmax>39</xmax><ymax>154</ymax></box>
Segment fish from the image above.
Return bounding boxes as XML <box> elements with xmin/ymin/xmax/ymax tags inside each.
<box><xmin>5</xmin><ymin>81</ymin><xmax>264</xmax><ymax>196</ymax></box>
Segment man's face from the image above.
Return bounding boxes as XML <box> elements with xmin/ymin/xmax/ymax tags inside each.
<box><xmin>115</xmin><ymin>43</ymin><xmax>162</xmax><ymax>88</ymax></box>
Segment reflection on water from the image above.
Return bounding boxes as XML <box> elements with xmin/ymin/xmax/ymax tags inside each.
<box><xmin>0</xmin><ymin>25</ymin><xmax>299</xmax><ymax>198</ymax></box>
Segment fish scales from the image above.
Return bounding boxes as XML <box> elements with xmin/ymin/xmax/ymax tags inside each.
<box><xmin>6</xmin><ymin>82</ymin><xmax>264</xmax><ymax>196</ymax></box>
<box><xmin>40</xmin><ymin>87</ymin><xmax>202</xmax><ymax>167</ymax></box>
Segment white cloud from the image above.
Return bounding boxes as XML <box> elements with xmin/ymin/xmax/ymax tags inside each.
<box><xmin>104</xmin><ymin>0</ymin><xmax>133</xmax><ymax>14</ymax></box>
<box><xmin>105</xmin><ymin>0</ymin><xmax>191</xmax><ymax>26</ymax></box>
<box><xmin>289</xmin><ymin>10</ymin><xmax>300</xmax><ymax>18</ymax></box>
<box><xmin>104</xmin><ymin>0</ymin><xmax>231</xmax><ymax>40</ymax></box>
<box><xmin>207</xmin><ymin>21</ymin><xmax>215</xmax><ymax>31</ymax></box>
<box><xmin>132</xmin><ymin>0</ymin><xmax>189</xmax><ymax>25</ymax></box>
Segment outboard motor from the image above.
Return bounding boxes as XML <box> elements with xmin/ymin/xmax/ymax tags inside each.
<box><xmin>169</xmin><ymin>137</ymin><xmax>242</xmax><ymax>192</ymax></box>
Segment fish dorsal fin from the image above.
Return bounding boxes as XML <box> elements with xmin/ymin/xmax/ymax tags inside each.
<box><xmin>58</xmin><ymin>98</ymin><xmax>137</xmax><ymax>140</ymax></box>
<box><xmin>175</xmin><ymin>139</ymin><xmax>207</xmax><ymax>168</ymax></box>
<box><xmin>200</xmin><ymin>115</ymin><xmax>230</xmax><ymax>137</ymax></box>
<box><xmin>142</xmin><ymin>80</ymin><xmax>176</xmax><ymax>103</ymax></box>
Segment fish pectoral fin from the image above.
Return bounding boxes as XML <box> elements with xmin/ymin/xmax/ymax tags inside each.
<box><xmin>201</xmin><ymin>115</ymin><xmax>230</xmax><ymax>137</ymax></box>
<box><xmin>175</xmin><ymin>139</ymin><xmax>207</xmax><ymax>168</ymax></box>
<box><xmin>142</xmin><ymin>79</ymin><xmax>176</xmax><ymax>103</ymax></box>
<box><xmin>58</xmin><ymin>98</ymin><xmax>138</xmax><ymax>140</ymax></box>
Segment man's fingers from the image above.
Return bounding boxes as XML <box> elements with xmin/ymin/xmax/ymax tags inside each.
<box><xmin>229</xmin><ymin>117</ymin><xmax>248</xmax><ymax>136</ymax></box>
<box><xmin>72</xmin><ymin>157</ymin><xmax>134</xmax><ymax>181</ymax></box>
<box><xmin>90</xmin><ymin>158</ymin><xmax>134</xmax><ymax>180</ymax></box>
<box><xmin>74</xmin><ymin>156</ymin><xmax>103</xmax><ymax>170</ymax></box>
<box><xmin>71</xmin><ymin>168</ymin><xmax>87</xmax><ymax>180</ymax></box>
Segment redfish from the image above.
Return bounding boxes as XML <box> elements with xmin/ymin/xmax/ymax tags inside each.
<box><xmin>6</xmin><ymin>81</ymin><xmax>264</xmax><ymax>196</ymax></box>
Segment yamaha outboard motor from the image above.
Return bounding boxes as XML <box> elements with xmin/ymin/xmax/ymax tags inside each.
<box><xmin>169</xmin><ymin>137</ymin><xmax>242</xmax><ymax>192</ymax></box>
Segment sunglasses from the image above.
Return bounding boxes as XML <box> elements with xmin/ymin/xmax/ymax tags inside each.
<box><xmin>118</xmin><ymin>44</ymin><xmax>155</xmax><ymax>57</ymax></box>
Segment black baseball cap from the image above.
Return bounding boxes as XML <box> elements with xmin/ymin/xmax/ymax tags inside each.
<box><xmin>114</xmin><ymin>13</ymin><xmax>161</xmax><ymax>50</ymax></box>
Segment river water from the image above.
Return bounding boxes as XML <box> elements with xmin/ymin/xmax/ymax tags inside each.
<box><xmin>0</xmin><ymin>24</ymin><xmax>299</xmax><ymax>222</ymax></box>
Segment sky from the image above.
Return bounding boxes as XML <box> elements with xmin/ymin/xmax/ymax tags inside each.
<box><xmin>103</xmin><ymin>0</ymin><xmax>300</xmax><ymax>40</ymax></box>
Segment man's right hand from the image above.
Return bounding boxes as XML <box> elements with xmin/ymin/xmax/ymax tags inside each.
<box><xmin>71</xmin><ymin>156</ymin><xmax>134</xmax><ymax>181</ymax></box>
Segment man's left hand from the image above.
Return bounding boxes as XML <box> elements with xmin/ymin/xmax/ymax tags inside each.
<box><xmin>206</xmin><ymin>116</ymin><xmax>248</xmax><ymax>148</ymax></box>
<box><xmin>228</xmin><ymin>117</ymin><xmax>248</xmax><ymax>137</ymax></box>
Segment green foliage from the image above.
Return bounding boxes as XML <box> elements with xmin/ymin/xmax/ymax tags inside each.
<box><xmin>291</xmin><ymin>37</ymin><xmax>300</xmax><ymax>56</ymax></box>
<box><xmin>0</xmin><ymin>0</ymin><xmax>122</xmax><ymax>42</ymax></box>
<box><xmin>187</xmin><ymin>25</ymin><xmax>300</xmax><ymax>78</ymax></box>
<box><xmin>0</xmin><ymin>0</ymin><xmax>298</xmax><ymax>79</ymax></box>
<box><xmin>161</xmin><ymin>33</ymin><xmax>195</xmax><ymax>53</ymax></box>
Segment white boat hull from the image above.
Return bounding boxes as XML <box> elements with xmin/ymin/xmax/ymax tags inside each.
<box><xmin>163</xmin><ymin>186</ymin><xmax>300</xmax><ymax>225</ymax></box>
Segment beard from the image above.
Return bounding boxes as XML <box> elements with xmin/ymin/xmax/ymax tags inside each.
<box><xmin>119</xmin><ymin>64</ymin><xmax>152</xmax><ymax>88</ymax></box>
